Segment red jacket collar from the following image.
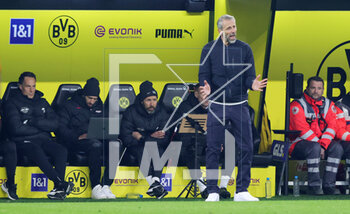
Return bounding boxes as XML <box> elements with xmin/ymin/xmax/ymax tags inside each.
<box><xmin>303</xmin><ymin>92</ymin><xmax>323</xmax><ymax>106</ymax></box>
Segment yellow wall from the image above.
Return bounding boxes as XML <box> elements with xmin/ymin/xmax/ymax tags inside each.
<box><xmin>266</xmin><ymin>11</ymin><xmax>350</xmax><ymax>141</ymax></box>
<box><xmin>214</xmin><ymin>0</ymin><xmax>272</xmax><ymax>122</ymax></box>
<box><xmin>1</xmin><ymin>4</ymin><xmax>273</xmax><ymax>121</ymax></box>
<box><xmin>0</xmin><ymin>10</ymin><xmax>210</xmax><ymax>103</ymax></box>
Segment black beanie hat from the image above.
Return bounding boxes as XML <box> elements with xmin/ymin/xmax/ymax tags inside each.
<box><xmin>83</xmin><ymin>78</ymin><xmax>100</xmax><ymax>97</ymax></box>
<box><xmin>139</xmin><ymin>80</ymin><xmax>157</xmax><ymax>101</ymax></box>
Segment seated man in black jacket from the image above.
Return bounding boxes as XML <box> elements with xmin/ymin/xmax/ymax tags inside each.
<box><xmin>173</xmin><ymin>84</ymin><xmax>208</xmax><ymax>198</ymax></box>
<box><xmin>173</xmin><ymin>84</ymin><xmax>231</xmax><ymax>199</ymax></box>
<box><xmin>57</xmin><ymin>78</ymin><xmax>115</xmax><ymax>200</ymax></box>
<box><xmin>3</xmin><ymin>72</ymin><xmax>73</xmax><ymax>200</ymax></box>
<box><xmin>120</xmin><ymin>80</ymin><xmax>170</xmax><ymax>199</ymax></box>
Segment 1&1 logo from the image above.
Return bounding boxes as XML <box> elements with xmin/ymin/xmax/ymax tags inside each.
<box><xmin>160</xmin><ymin>173</ymin><xmax>172</xmax><ymax>191</ymax></box>
<box><xmin>48</xmin><ymin>15</ymin><xmax>79</xmax><ymax>48</ymax></box>
<box><xmin>10</xmin><ymin>19</ymin><xmax>34</xmax><ymax>44</ymax></box>
<box><xmin>31</xmin><ymin>173</ymin><xmax>48</xmax><ymax>192</ymax></box>
<box><xmin>65</xmin><ymin>170</ymin><xmax>88</xmax><ymax>195</ymax></box>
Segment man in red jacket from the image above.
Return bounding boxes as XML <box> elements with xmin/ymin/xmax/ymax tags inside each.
<box><xmin>289</xmin><ymin>76</ymin><xmax>343</xmax><ymax>195</ymax></box>
<box><xmin>334</xmin><ymin>94</ymin><xmax>350</xmax><ymax>182</ymax></box>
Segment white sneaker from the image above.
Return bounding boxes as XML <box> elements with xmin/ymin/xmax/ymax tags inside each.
<box><xmin>205</xmin><ymin>193</ymin><xmax>220</xmax><ymax>202</ymax></box>
<box><xmin>101</xmin><ymin>185</ymin><xmax>116</xmax><ymax>199</ymax></box>
<box><xmin>91</xmin><ymin>185</ymin><xmax>107</xmax><ymax>199</ymax></box>
<box><xmin>234</xmin><ymin>191</ymin><xmax>259</xmax><ymax>202</ymax></box>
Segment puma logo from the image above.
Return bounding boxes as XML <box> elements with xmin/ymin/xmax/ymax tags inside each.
<box><xmin>184</xmin><ymin>29</ymin><xmax>194</xmax><ymax>38</ymax></box>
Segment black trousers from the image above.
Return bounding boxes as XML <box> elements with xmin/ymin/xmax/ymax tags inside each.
<box><xmin>291</xmin><ymin>140</ymin><xmax>343</xmax><ymax>188</ymax></box>
<box><xmin>180</xmin><ymin>134</ymin><xmax>206</xmax><ymax>179</ymax></box>
<box><xmin>206</xmin><ymin>102</ymin><xmax>253</xmax><ymax>194</ymax></box>
<box><xmin>127</xmin><ymin>142</ymin><xmax>165</xmax><ymax>180</ymax></box>
<box><xmin>340</xmin><ymin>141</ymin><xmax>350</xmax><ymax>178</ymax></box>
<box><xmin>69</xmin><ymin>139</ymin><xmax>113</xmax><ymax>188</ymax></box>
<box><xmin>0</xmin><ymin>140</ymin><xmax>17</xmax><ymax>185</ymax></box>
<box><xmin>16</xmin><ymin>138</ymin><xmax>67</xmax><ymax>186</ymax></box>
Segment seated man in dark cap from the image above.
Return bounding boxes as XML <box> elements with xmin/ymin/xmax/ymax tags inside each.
<box><xmin>57</xmin><ymin>78</ymin><xmax>115</xmax><ymax>200</ymax></box>
<box><xmin>120</xmin><ymin>80</ymin><xmax>170</xmax><ymax>199</ymax></box>
<box><xmin>3</xmin><ymin>71</ymin><xmax>74</xmax><ymax>200</ymax></box>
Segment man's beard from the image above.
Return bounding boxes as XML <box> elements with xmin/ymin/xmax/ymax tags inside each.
<box><xmin>146</xmin><ymin>107</ymin><xmax>155</xmax><ymax>114</ymax></box>
<box><xmin>225</xmin><ymin>33</ymin><xmax>236</xmax><ymax>44</ymax></box>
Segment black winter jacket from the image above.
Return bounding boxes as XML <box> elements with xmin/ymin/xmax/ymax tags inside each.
<box><xmin>3</xmin><ymin>89</ymin><xmax>58</xmax><ymax>143</ymax></box>
<box><xmin>57</xmin><ymin>89</ymin><xmax>103</xmax><ymax>145</ymax></box>
<box><xmin>198</xmin><ymin>39</ymin><xmax>256</xmax><ymax>103</ymax></box>
<box><xmin>120</xmin><ymin>97</ymin><xmax>170</xmax><ymax>148</ymax></box>
<box><xmin>175</xmin><ymin>93</ymin><xmax>207</xmax><ymax>119</ymax></box>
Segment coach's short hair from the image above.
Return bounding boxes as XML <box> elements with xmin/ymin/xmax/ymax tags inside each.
<box><xmin>217</xmin><ymin>14</ymin><xmax>236</xmax><ymax>30</ymax></box>
<box><xmin>19</xmin><ymin>72</ymin><xmax>36</xmax><ymax>84</ymax></box>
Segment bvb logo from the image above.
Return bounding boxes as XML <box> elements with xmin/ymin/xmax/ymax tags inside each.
<box><xmin>172</xmin><ymin>96</ymin><xmax>182</xmax><ymax>107</ymax></box>
<box><xmin>65</xmin><ymin>170</ymin><xmax>88</xmax><ymax>195</ymax></box>
<box><xmin>49</xmin><ymin>15</ymin><xmax>79</xmax><ymax>48</ymax></box>
<box><xmin>317</xmin><ymin>40</ymin><xmax>350</xmax><ymax>101</ymax></box>
<box><xmin>119</xmin><ymin>97</ymin><xmax>130</xmax><ymax>109</ymax></box>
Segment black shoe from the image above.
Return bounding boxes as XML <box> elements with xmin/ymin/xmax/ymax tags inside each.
<box><xmin>308</xmin><ymin>186</ymin><xmax>324</xmax><ymax>195</ymax></box>
<box><xmin>323</xmin><ymin>187</ymin><xmax>341</xmax><ymax>195</ymax></box>
<box><xmin>60</xmin><ymin>181</ymin><xmax>74</xmax><ymax>195</ymax></box>
<box><xmin>147</xmin><ymin>181</ymin><xmax>168</xmax><ymax>199</ymax></box>
<box><xmin>1</xmin><ymin>182</ymin><xmax>18</xmax><ymax>200</ymax></box>
<box><xmin>219</xmin><ymin>187</ymin><xmax>231</xmax><ymax>199</ymax></box>
<box><xmin>200</xmin><ymin>188</ymin><xmax>208</xmax><ymax>199</ymax></box>
<box><xmin>146</xmin><ymin>181</ymin><xmax>160</xmax><ymax>197</ymax></box>
<box><xmin>47</xmin><ymin>188</ymin><xmax>66</xmax><ymax>200</ymax></box>
<box><xmin>47</xmin><ymin>181</ymin><xmax>74</xmax><ymax>200</ymax></box>
<box><xmin>153</xmin><ymin>185</ymin><xmax>168</xmax><ymax>199</ymax></box>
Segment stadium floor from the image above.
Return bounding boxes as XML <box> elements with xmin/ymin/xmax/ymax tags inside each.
<box><xmin>0</xmin><ymin>196</ymin><xmax>350</xmax><ymax>214</ymax></box>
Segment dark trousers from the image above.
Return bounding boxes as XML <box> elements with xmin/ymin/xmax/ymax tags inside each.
<box><xmin>219</xmin><ymin>146</ymin><xmax>235</xmax><ymax>178</ymax></box>
<box><xmin>127</xmin><ymin>142</ymin><xmax>165</xmax><ymax>179</ymax></box>
<box><xmin>206</xmin><ymin>102</ymin><xmax>253</xmax><ymax>194</ymax></box>
<box><xmin>340</xmin><ymin>141</ymin><xmax>350</xmax><ymax>179</ymax></box>
<box><xmin>16</xmin><ymin>138</ymin><xmax>67</xmax><ymax>186</ymax></box>
<box><xmin>70</xmin><ymin>139</ymin><xmax>113</xmax><ymax>188</ymax></box>
<box><xmin>0</xmin><ymin>140</ymin><xmax>17</xmax><ymax>185</ymax></box>
<box><xmin>291</xmin><ymin>140</ymin><xmax>343</xmax><ymax>187</ymax></box>
<box><xmin>180</xmin><ymin>134</ymin><xmax>206</xmax><ymax>179</ymax></box>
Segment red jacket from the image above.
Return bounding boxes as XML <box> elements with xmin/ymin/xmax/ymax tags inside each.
<box><xmin>335</xmin><ymin>104</ymin><xmax>350</xmax><ymax>141</ymax></box>
<box><xmin>289</xmin><ymin>92</ymin><xmax>337</xmax><ymax>155</ymax></box>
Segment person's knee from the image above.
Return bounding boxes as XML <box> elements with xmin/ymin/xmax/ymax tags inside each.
<box><xmin>90</xmin><ymin>140</ymin><xmax>102</xmax><ymax>150</ymax></box>
<box><xmin>307</xmin><ymin>142</ymin><xmax>321</xmax><ymax>158</ymax></box>
<box><xmin>328</xmin><ymin>142</ymin><xmax>343</xmax><ymax>158</ymax></box>
<box><xmin>239</xmin><ymin>141</ymin><xmax>253</xmax><ymax>154</ymax></box>
<box><xmin>342</xmin><ymin>141</ymin><xmax>350</xmax><ymax>156</ymax></box>
<box><xmin>206</xmin><ymin>146</ymin><xmax>220</xmax><ymax>154</ymax></box>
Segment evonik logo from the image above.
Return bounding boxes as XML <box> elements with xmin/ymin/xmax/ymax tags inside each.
<box><xmin>94</xmin><ymin>25</ymin><xmax>142</xmax><ymax>39</ymax></box>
